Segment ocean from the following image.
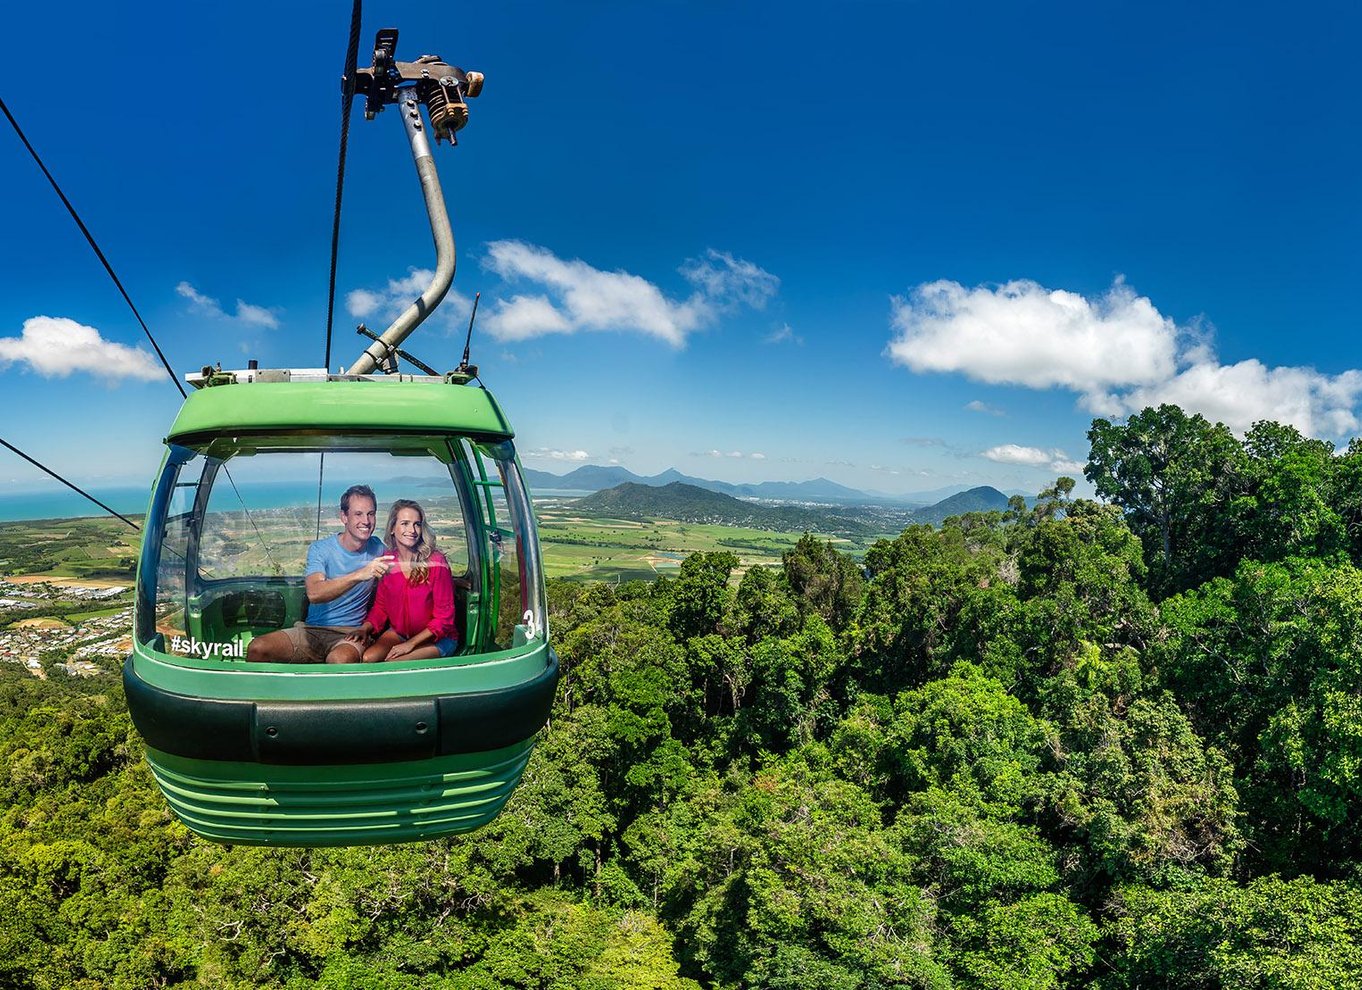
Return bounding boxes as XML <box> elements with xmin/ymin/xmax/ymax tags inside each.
<box><xmin>0</xmin><ymin>486</ymin><xmax>153</xmax><ymax>523</ymax></box>
<box><xmin>0</xmin><ymin>482</ymin><xmax>583</xmax><ymax>524</ymax></box>
<box><xmin>0</xmin><ymin>482</ymin><xmax>337</xmax><ymax>524</ymax></box>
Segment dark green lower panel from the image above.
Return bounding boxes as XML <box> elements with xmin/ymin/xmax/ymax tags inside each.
<box><xmin>145</xmin><ymin>739</ymin><xmax>536</xmax><ymax>846</ymax></box>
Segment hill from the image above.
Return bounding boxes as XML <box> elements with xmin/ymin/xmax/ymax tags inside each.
<box><xmin>910</xmin><ymin>485</ymin><xmax>1011</xmax><ymax>525</ymax></box>
<box><xmin>571</xmin><ymin>482</ymin><xmax>875</xmax><ymax>536</ymax></box>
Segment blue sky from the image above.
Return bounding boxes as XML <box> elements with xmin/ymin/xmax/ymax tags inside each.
<box><xmin>3</xmin><ymin>1</ymin><xmax>1361</xmax><ymax>499</ymax></box>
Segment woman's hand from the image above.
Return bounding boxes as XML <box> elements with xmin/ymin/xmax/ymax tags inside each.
<box><xmin>387</xmin><ymin>639</ymin><xmax>415</xmax><ymax>660</ymax></box>
<box><xmin>340</xmin><ymin>623</ymin><xmax>374</xmax><ymax>648</ymax></box>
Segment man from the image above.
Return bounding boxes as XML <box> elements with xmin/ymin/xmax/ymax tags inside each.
<box><xmin>247</xmin><ymin>484</ymin><xmax>393</xmax><ymax>663</ymax></box>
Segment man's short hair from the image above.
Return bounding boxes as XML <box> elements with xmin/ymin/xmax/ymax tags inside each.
<box><xmin>340</xmin><ymin>484</ymin><xmax>376</xmax><ymax>513</ymax></box>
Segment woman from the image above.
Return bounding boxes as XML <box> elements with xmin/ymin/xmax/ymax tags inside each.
<box><xmin>345</xmin><ymin>499</ymin><xmax>458</xmax><ymax>661</ymax></box>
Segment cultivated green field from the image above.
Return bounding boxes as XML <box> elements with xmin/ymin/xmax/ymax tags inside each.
<box><xmin>0</xmin><ymin>516</ymin><xmax>141</xmax><ymax>580</ymax></box>
<box><xmin>533</xmin><ymin>499</ymin><xmax>884</xmax><ymax>581</ymax></box>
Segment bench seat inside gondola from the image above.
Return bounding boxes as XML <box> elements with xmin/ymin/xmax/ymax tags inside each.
<box><xmin>186</xmin><ymin>580</ymin><xmax>308</xmax><ymax>648</ymax></box>
<box><xmin>185</xmin><ymin>578</ymin><xmax>471</xmax><ymax>658</ymax></box>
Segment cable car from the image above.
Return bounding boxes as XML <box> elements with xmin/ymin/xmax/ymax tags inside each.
<box><xmin>123</xmin><ymin>31</ymin><xmax>557</xmax><ymax>846</ymax></box>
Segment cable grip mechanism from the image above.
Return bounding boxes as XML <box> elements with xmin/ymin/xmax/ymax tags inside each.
<box><xmin>353</xmin><ymin>29</ymin><xmax>483</xmax><ymax>144</ymax></box>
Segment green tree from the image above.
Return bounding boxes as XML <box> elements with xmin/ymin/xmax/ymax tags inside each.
<box><xmin>651</xmin><ymin>751</ymin><xmax>950</xmax><ymax>989</ymax></box>
<box><xmin>782</xmin><ymin>533</ymin><xmax>864</xmax><ymax>630</ymax></box>
<box><xmin>1086</xmin><ymin>405</ymin><xmax>1245</xmax><ymax>595</ymax></box>
<box><xmin>1103</xmin><ymin>874</ymin><xmax>1362</xmax><ymax>989</ymax></box>
<box><xmin>666</xmin><ymin>551</ymin><xmax>739</xmax><ymax>643</ymax></box>
<box><xmin>1157</xmin><ymin>558</ymin><xmax>1362</xmax><ymax>872</ymax></box>
<box><xmin>732</xmin><ymin>564</ymin><xmax>799</xmax><ymax>645</ymax></box>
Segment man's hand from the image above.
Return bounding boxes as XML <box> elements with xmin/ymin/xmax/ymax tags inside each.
<box><xmin>358</xmin><ymin>555</ymin><xmax>396</xmax><ymax>581</ymax></box>
<box><xmin>306</xmin><ymin>554</ymin><xmax>395</xmax><ymax>604</ymax></box>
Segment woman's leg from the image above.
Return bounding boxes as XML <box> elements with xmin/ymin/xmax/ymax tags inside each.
<box><xmin>388</xmin><ymin>643</ymin><xmax>442</xmax><ymax>661</ymax></box>
<box><xmin>363</xmin><ymin>629</ymin><xmax>404</xmax><ymax>663</ymax></box>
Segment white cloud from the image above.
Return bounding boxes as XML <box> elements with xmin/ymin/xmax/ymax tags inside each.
<box><xmin>0</xmin><ymin>316</ymin><xmax>162</xmax><ymax>381</ymax></box>
<box><xmin>525</xmin><ymin>448</ymin><xmax>590</xmax><ymax>461</ymax></box>
<box><xmin>964</xmin><ymin>399</ymin><xmax>1005</xmax><ymax>417</ymax></box>
<box><xmin>234</xmin><ymin>301</ymin><xmax>278</xmax><ymax>329</ymax></box>
<box><xmin>481</xmin><ymin>241</ymin><xmax>776</xmax><ymax>347</ymax></box>
<box><xmin>176</xmin><ymin>282</ymin><xmax>216</xmax><ymax>310</ymax></box>
<box><xmin>177</xmin><ymin>281</ymin><xmax>280</xmax><ymax>330</ymax></box>
<box><xmin>1112</xmin><ymin>360</ymin><xmax>1362</xmax><ymax>438</ymax></box>
<box><xmin>484</xmin><ymin>295</ymin><xmax>574</xmax><ymax>340</ymax></box>
<box><xmin>680</xmin><ymin>249</ymin><xmax>780</xmax><ymax>309</ymax></box>
<box><xmin>890</xmin><ymin>277</ymin><xmax>1362</xmax><ymax>439</ymax></box>
<box><xmin>344</xmin><ymin>269</ymin><xmax>473</xmax><ymax>333</ymax></box>
<box><xmin>764</xmin><ymin>323</ymin><xmax>803</xmax><ymax>345</ymax></box>
<box><xmin>352</xmin><ymin>245</ymin><xmax>775</xmax><ymax>349</ymax></box>
<box><xmin>982</xmin><ymin>444</ymin><xmax>1051</xmax><ymax>467</ymax></box>
<box><xmin>693</xmin><ymin>449</ymin><xmax>766</xmax><ymax>460</ymax></box>
<box><xmin>981</xmin><ymin>444</ymin><xmax>1083</xmax><ymax>475</ymax></box>
<box><xmin>889</xmin><ymin>278</ymin><xmax>1176</xmax><ymax>393</ymax></box>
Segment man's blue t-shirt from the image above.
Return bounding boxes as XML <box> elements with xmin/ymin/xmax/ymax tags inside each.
<box><xmin>304</xmin><ymin>534</ymin><xmax>385</xmax><ymax>626</ymax></box>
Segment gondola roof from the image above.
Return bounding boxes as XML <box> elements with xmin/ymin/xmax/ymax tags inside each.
<box><xmin>166</xmin><ymin>377</ymin><xmax>515</xmax><ymax>443</ymax></box>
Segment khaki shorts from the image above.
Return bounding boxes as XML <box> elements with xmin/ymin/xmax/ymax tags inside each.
<box><xmin>279</xmin><ymin>622</ymin><xmax>363</xmax><ymax>663</ymax></box>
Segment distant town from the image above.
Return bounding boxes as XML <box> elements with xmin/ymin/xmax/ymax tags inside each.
<box><xmin>0</xmin><ymin>577</ymin><xmax>131</xmax><ymax>678</ymax></box>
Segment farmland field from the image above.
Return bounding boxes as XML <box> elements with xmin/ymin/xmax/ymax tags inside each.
<box><xmin>0</xmin><ymin>516</ymin><xmax>141</xmax><ymax>581</ymax></box>
<box><xmin>532</xmin><ymin>498</ymin><xmax>883</xmax><ymax>581</ymax></box>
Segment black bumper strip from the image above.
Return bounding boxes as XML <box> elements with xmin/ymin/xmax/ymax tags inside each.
<box><xmin>123</xmin><ymin>651</ymin><xmax>559</xmax><ymax>766</ymax></box>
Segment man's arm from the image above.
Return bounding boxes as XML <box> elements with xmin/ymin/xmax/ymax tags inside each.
<box><xmin>306</xmin><ymin>556</ymin><xmax>390</xmax><ymax>604</ymax></box>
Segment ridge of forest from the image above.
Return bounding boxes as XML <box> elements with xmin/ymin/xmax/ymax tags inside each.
<box><xmin>571</xmin><ymin>482</ymin><xmax>879</xmax><ymax>535</ymax></box>
<box><xmin>6</xmin><ymin>405</ymin><xmax>1362</xmax><ymax>987</ymax></box>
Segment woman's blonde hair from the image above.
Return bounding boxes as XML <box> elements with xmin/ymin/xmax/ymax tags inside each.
<box><xmin>383</xmin><ymin>499</ymin><xmax>438</xmax><ymax>584</ymax></box>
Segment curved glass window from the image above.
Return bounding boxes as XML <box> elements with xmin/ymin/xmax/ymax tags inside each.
<box><xmin>135</xmin><ymin>435</ymin><xmax>545</xmax><ymax>663</ymax></box>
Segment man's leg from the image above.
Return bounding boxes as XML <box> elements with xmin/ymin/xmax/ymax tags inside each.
<box><xmin>247</xmin><ymin>624</ymin><xmax>320</xmax><ymax>663</ymax></box>
<box><xmin>325</xmin><ymin>638</ymin><xmax>365</xmax><ymax>663</ymax></box>
<box><xmin>248</xmin><ymin>629</ymin><xmax>299</xmax><ymax>662</ymax></box>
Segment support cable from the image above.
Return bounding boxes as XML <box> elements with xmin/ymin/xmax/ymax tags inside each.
<box><xmin>324</xmin><ymin>0</ymin><xmax>364</xmax><ymax>370</ymax></box>
<box><xmin>315</xmin><ymin>452</ymin><xmax>327</xmax><ymax>541</ymax></box>
<box><xmin>0</xmin><ymin>436</ymin><xmax>139</xmax><ymax>531</ymax></box>
<box><xmin>1</xmin><ymin>99</ymin><xmax>283</xmax><ymax>570</ymax></box>
<box><xmin>0</xmin><ymin>96</ymin><xmax>185</xmax><ymax>398</ymax></box>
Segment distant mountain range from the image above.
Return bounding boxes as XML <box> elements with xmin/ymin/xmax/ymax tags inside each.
<box><xmin>569</xmin><ymin>481</ymin><xmax>1014</xmax><ymax>535</ymax></box>
<box><xmin>521</xmin><ymin>464</ymin><xmax>1025</xmax><ymax>507</ymax></box>
<box><xmin>523</xmin><ymin>464</ymin><xmax>878</xmax><ymax>503</ymax></box>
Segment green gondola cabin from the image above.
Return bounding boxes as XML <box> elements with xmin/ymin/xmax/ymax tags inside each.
<box><xmin>124</xmin><ymin>374</ymin><xmax>557</xmax><ymax>845</ymax></box>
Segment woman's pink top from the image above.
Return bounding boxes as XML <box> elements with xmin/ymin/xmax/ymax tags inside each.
<box><xmin>364</xmin><ymin>550</ymin><xmax>457</xmax><ymax>641</ymax></box>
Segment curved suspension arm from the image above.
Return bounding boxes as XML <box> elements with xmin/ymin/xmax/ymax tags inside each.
<box><xmin>346</xmin><ymin>93</ymin><xmax>455</xmax><ymax>375</ymax></box>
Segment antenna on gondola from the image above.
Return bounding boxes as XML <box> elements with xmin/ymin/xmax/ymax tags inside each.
<box><xmin>454</xmin><ymin>291</ymin><xmax>480</xmax><ymax>381</ymax></box>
